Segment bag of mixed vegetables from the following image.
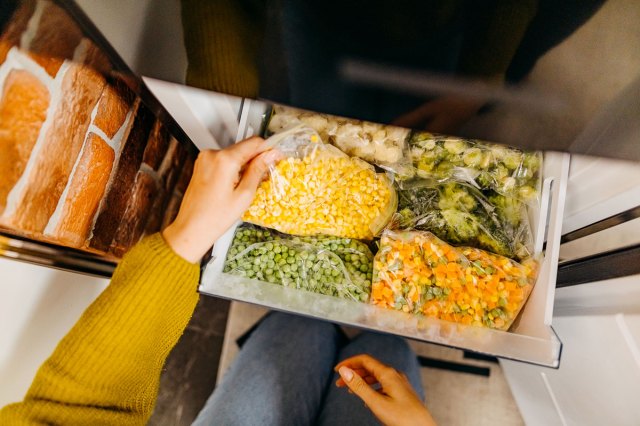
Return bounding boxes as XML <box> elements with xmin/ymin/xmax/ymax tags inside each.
<box><xmin>224</xmin><ymin>224</ymin><xmax>373</xmax><ymax>302</ymax></box>
<box><xmin>243</xmin><ymin>125</ymin><xmax>397</xmax><ymax>240</ymax></box>
<box><xmin>403</xmin><ymin>132</ymin><xmax>542</xmax><ymax>204</ymax></box>
<box><xmin>267</xmin><ymin>105</ymin><xmax>410</xmax><ymax>167</ymax></box>
<box><xmin>371</xmin><ymin>230</ymin><xmax>538</xmax><ymax>331</ymax></box>
<box><xmin>391</xmin><ymin>180</ymin><xmax>533</xmax><ymax>260</ymax></box>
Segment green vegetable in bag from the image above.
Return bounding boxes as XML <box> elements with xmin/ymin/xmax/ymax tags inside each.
<box><xmin>223</xmin><ymin>224</ymin><xmax>374</xmax><ymax>302</ymax></box>
<box><xmin>390</xmin><ymin>181</ymin><xmax>532</xmax><ymax>260</ymax></box>
<box><xmin>406</xmin><ymin>132</ymin><xmax>542</xmax><ymax>204</ymax></box>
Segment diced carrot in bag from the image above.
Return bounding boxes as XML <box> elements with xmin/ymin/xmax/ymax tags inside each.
<box><xmin>371</xmin><ymin>230</ymin><xmax>538</xmax><ymax>331</ymax></box>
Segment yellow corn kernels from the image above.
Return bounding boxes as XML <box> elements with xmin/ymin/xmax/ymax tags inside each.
<box><xmin>243</xmin><ymin>153</ymin><xmax>396</xmax><ymax>239</ymax></box>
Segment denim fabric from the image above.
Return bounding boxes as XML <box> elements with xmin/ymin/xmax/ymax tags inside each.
<box><xmin>193</xmin><ymin>312</ymin><xmax>423</xmax><ymax>426</ymax></box>
<box><xmin>316</xmin><ymin>332</ymin><xmax>424</xmax><ymax>426</ymax></box>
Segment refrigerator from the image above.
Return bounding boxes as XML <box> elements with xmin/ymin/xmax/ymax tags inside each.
<box><xmin>1</xmin><ymin>1</ymin><xmax>639</xmax><ymax>423</ymax></box>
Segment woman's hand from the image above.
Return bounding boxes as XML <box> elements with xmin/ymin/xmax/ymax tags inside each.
<box><xmin>336</xmin><ymin>354</ymin><xmax>436</xmax><ymax>426</ymax></box>
<box><xmin>162</xmin><ymin>137</ymin><xmax>281</xmax><ymax>263</ymax></box>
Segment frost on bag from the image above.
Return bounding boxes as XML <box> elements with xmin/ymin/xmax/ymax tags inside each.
<box><xmin>223</xmin><ymin>224</ymin><xmax>373</xmax><ymax>302</ymax></box>
<box><xmin>267</xmin><ymin>104</ymin><xmax>409</xmax><ymax>166</ymax></box>
<box><xmin>404</xmin><ymin>132</ymin><xmax>543</xmax><ymax>204</ymax></box>
<box><xmin>371</xmin><ymin>230</ymin><xmax>538</xmax><ymax>331</ymax></box>
<box><xmin>391</xmin><ymin>180</ymin><xmax>533</xmax><ymax>260</ymax></box>
<box><xmin>243</xmin><ymin>126</ymin><xmax>397</xmax><ymax>240</ymax></box>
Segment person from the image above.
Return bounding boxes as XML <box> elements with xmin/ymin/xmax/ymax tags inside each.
<box><xmin>0</xmin><ymin>137</ymin><xmax>436</xmax><ymax>425</ymax></box>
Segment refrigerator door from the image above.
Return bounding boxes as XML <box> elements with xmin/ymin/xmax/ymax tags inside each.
<box><xmin>200</xmin><ymin>100</ymin><xmax>569</xmax><ymax>368</ymax></box>
<box><xmin>0</xmin><ymin>0</ymin><xmax>199</xmax><ymax>274</ymax></box>
<box><xmin>118</xmin><ymin>1</ymin><xmax>640</xmax><ymax>162</ymax></box>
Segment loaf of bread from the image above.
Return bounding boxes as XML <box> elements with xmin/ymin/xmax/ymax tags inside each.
<box><xmin>0</xmin><ymin>0</ymin><xmax>34</xmax><ymax>63</ymax></box>
<box><xmin>46</xmin><ymin>133</ymin><xmax>115</xmax><ymax>247</ymax></box>
<box><xmin>6</xmin><ymin>63</ymin><xmax>105</xmax><ymax>233</ymax></box>
<box><xmin>81</xmin><ymin>39</ymin><xmax>112</xmax><ymax>76</ymax></box>
<box><xmin>109</xmin><ymin>121</ymin><xmax>170</xmax><ymax>255</ymax></box>
<box><xmin>27</xmin><ymin>0</ymin><xmax>83</xmax><ymax>77</ymax></box>
<box><xmin>93</xmin><ymin>79</ymin><xmax>135</xmax><ymax>139</ymax></box>
<box><xmin>142</xmin><ymin>120</ymin><xmax>171</xmax><ymax>169</ymax></box>
<box><xmin>110</xmin><ymin>168</ymin><xmax>159</xmax><ymax>257</ymax></box>
<box><xmin>143</xmin><ymin>137</ymin><xmax>184</xmax><ymax>235</ymax></box>
<box><xmin>89</xmin><ymin>103</ymin><xmax>154</xmax><ymax>252</ymax></box>
<box><xmin>0</xmin><ymin>69</ymin><xmax>50</xmax><ymax>215</ymax></box>
<box><xmin>161</xmin><ymin>153</ymin><xmax>195</xmax><ymax>230</ymax></box>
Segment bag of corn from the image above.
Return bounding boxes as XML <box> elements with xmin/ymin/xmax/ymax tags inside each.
<box><xmin>243</xmin><ymin>125</ymin><xmax>396</xmax><ymax>239</ymax></box>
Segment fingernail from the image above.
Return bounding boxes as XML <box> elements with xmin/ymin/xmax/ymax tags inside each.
<box><xmin>339</xmin><ymin>366</ymin><xmax>354</xmax><ymax>382</ymax></box>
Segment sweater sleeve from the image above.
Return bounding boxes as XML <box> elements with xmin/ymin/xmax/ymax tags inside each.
<box><xmin>0</xmin><ymin>233</ymin><xmax>200</xmax><ymax>425</ymax></box>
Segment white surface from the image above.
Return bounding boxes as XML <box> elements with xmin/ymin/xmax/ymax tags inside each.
<box><xmin>143</xmin><ymin>77</ymin><xmax>243</xmax><ymax>150</ymax></box>
<box><xmin>503</xmin><ymin>275</ymin><xmax>640</xmax><ymax>426</ymax></box>
<box><xmin>501</xmin><ymin>310</ymin><xmax>640</xmax><ymax>426</ymax></box>
<box><xmin>553</xmin><ymin>274</ymin><xmax>640</xmax><ymax>317</ymax></box>
<box><xmin>0</xmin><ymin>259</ymin><xmax>108</xmax><ymax>406</ymax></box>
<box><xmin>560</xmin><ymin>217</ymin><xmax>640</xmax><ymax>262</ymax></box>
<box><xmin>561</xmin><ymin>154</ymin><xmax>640</xmax><ymax>235</ymax></box>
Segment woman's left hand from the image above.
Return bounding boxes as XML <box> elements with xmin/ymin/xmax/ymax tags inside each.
<box><xmin>162</xmin><ymin>137</ymin><xmax>281</xmax><ymax>263</ymax></box>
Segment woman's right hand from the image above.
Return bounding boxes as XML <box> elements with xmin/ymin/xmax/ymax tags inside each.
<box><xmin>162</xmin><ymin>137</ymin><xmax>281</xmax><ymax>263</ymax></box>
<box><xmin>335</xmin><ymin>354</ymin><xmax>437</xmax><ymax>426</ymax></box>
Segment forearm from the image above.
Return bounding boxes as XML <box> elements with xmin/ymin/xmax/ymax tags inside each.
<box><xmin>0</xmin><ymin>233</ymin><xmax>200</xmax><ymax>425</ymax></box>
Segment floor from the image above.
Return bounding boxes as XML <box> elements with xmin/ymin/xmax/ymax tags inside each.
<box><xmin>148</xmin><ymin>297</ymin><xmax>230</xmax><ymax>426</ymax></box>
<box><xmin>216</xmin><ymin>302</ymin><xmax>524</xmax><ymax>426</ymax></box>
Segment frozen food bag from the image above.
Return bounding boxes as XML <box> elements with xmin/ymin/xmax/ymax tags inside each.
<box><xmin>243</xmin><ymin>126</ymin><xmax>397</xmax><ymax>239</ymax></box>
<box><xmin>391</xmin><ymin>180</ymin><xmax>533</xmax><ymax>260</ymax></box>
<box><xmin>405</xmin><ymin>132</ymin><xmax>542</xmax><ymax>204</ymax></box>
<box><xmin>370</xmin><ymin>230</ymin><xmax>538</xmax><ymax>331</ymax></box>
<box><xmin>267</xmin><ymin>105</ymin><xmax>409</xmax><ymax>166</ymax></box>
<box><xmin>223</xmin><ymin>224</ymin><xmax>373</xmax><ymax>302</ymax></box>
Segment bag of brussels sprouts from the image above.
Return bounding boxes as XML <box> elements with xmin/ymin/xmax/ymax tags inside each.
<box><xmin>402</xmin><ymin>132</ymin><xmax>542</xmax><ymax>205</ymax></box>
<box><xmin>389</xmin><ymin>179</ymin><xmax>533</xmax><ymax>261</ymax></box>
<box><xmin>243</xmin><ymin>125</ymin><xmax>397</xmax><ymax>240</ymax></box>
<box><xmin>223</xmin><ymin>224</ymin><xmax>374</xmax><ymax>302</ymax></box>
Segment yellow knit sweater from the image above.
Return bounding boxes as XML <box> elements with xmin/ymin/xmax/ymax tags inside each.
<box><xmin>0</xmin><ymin>234</ymin><xmax>200</xmax><ymax>425</ymax></box>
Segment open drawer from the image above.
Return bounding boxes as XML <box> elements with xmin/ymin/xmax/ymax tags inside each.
<box><xmin>200</xmin><ymin>101</ymin><xmax>570</xmax><ymax>368</ymax></box>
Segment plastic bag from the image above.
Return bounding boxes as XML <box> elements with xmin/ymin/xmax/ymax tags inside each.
<box><xmin>267</xmin><ymin>105</ymin><xmax>409</xmax><ymax>166</ymax></box>
<box><xmin>403</xmin><ymin>132</ymin><xmax>542</xmax><ymax>204</ymax></box>
<box><xmin>371</xmin><ymin>230</ymin><xmax>538</xmax><ymax>331</ymax></box>
<box><xmin>390</xmin><ymin>180</ymin><xmax>533</xmax><ymax>260</ymax></box>
<box><xmin>223</xmin><ymin>224</ymin><xmax>374</xmax><ymax>302</ymax></box>
<box><xmin>243</xmin><ymin>126</ymin><xmax>397</xmax><ymax>240</ymax></box>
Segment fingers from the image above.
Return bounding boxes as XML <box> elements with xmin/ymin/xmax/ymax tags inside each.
<box><xmin>336</xmin><ymin>372</ymin><xmax>378</xmax><ymax>387</ymax></box>
<box><xmin>235</xmin><ymin>150</ymin><xmax>282</xmax><ymax>200</ymax></box>
<box><xmin>335</xmin><ymin>354</ymin><xmax>391</xmax><ymax>380</ymax></box>
<box><xmin>336</xmin><ymin>355</ymin><xmax>410</xmax><ymax>396</ymax></box>
<box><xmin>225</xmin><ymin>136</ymin><xmax>271</xmax><ymax>164</ymax></box>
<box><xmin>338</xmin><ymin>366</ymin><xmax>386</xmax><ymax>407</ymax></box>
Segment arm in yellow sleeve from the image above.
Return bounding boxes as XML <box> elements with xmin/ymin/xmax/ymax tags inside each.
<box><xmin>0</xmin><ymin>233</ymin><xmax>200</xmax><ymax>425</ymax></box>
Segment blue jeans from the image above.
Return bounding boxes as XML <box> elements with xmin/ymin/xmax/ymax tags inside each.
<box><xmin>192</xmin><ymin>312</ymin><xmax>424</xmax><ymax>426</ymax></box>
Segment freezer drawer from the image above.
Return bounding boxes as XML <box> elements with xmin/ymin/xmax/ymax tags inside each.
<box><xmin>200</xmin><ymin>102</ymin><xmax>570</xmax><ymax>368</ymax></box>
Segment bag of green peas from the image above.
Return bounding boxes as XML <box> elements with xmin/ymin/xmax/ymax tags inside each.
<box><xmin>223</xmin><ymin>224</ymin><xmax>374</xmax><ymax>302</ymax></box>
